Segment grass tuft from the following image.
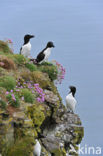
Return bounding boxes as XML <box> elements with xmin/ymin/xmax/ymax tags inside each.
<box><xmin>39</xmin><ymin>64</ymin><xmax>58</xmax><ymax>81</ymax></box>
<box><xmin>6</xmin><ymin>93</ymin><xmax>20</xmax><ymax>108</ymax></box>
<box><xmin>13</xmin><ymin>54</ymin><xmax>27</xmax><ymax>66</ymax></box>
<box><xmin>0</xmin><ymin>40</ymin><xmax>12</xmax><ymax>54</ymax></box>
<box><xmin>0</xmin><ymin>55</ymin><xmax>16</xmax><ymax>70</ymax></box>
<box><xmin>0</xmin><ymin>76</ymin><xmax>16</xmax><ymax>91</ymax></box>
<box><xmin>25</xmin><ymin>62</ymin><xmax>37</xmax><ymax>72</ymax></box>
<box><xmin>21</xmin><ymin>88</ymin><xmax>35</xmax><ymax>103</ymax></box>
<box><xmin>0</xmin><ymin>98</ymin><xmax>7</xmax><ymax>109</ymax></box>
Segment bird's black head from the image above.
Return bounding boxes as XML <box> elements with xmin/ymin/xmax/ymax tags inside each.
<box><xmin>69</xmin><ymin>86</ymin><xmax>76</xmax><ymax>97</ymax></box>
<box><xmin>46</xmin><ymin>41</ymin><xmax>55</xmax><ymax>48</ymax></box>
<box><xmin>24</xmin><ymin>34</ymin><xmax>35</xmax><ymax>44</ymax></box>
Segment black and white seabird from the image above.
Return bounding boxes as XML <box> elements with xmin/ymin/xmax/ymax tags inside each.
<box><xmin>36</xmin><ymin>41</ymin><xmax>55</xmax><ymax>64</ymax></box>
<box><xmin>20</xmin><ymin>34</ymin><xmax>34</xmax><ymax>58</ymax></box>
<box><xmin>33</xmin><ymin>139</ymin><xmax>41</xmax><ymax>156</ymax></box>
<box><xmin>66</xmin><ymin>86</ymin><xmax>77</xmax><ymax>113</ymax></box>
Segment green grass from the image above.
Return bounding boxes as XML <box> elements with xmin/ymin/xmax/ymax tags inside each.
<box><xmin>0</xmin><ymin>40</ymin><xmax>12</xmax><ymax>54</ymax></box>
<box><xmin>0</xmin><ymin>98</ymin><xmax>7</xmax><ymax>109</ymax></box>
<box><xmin>21</xmin><ymin>88</ymin><xmax>34</xmax><ymax>103</ymax></box>
<box><xmin>0</xmin><ymin>76</ymin><xmax>16</xmax><ymax>91</ymax></box>
<box><xmin>25</xmin><ymin>62</ymin><xmax>37</xmax><ymax>71</ymax></box>
<box><xmin>39</xmin><ymin>64</ymin><xmax>58</xmax><ymax>81</ymax></box>
<box><xmin>6</xmin><ymin>94</ymin><xmax>20</xmax><ymax>108</ymax></box>
<box><xmin>0</xmin><ymin>51</ymin><xmax>5</xmax><ymax>55</ymax></box>
<box><xmin>13</xmin><ymin>54</ymin><xmax>27</xmax><ymax>65</ymax></box>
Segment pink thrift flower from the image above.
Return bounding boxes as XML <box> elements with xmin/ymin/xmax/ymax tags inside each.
<box><xmin>32</xmin><ymin>90</ymin><xmax>34</xmax><ymax>93</ymax></box>
<box><xmin>34</xmin><ymin>84</ymin><xmax>39</xmax><ymax>87</ymax></box>
<box><xmin>0</xmin><ymin>62</ymin><xmax>5</xmax><ymax>66</ymax></box>
<box><xmin>5</xmin><ymin>91</ymin><xmax>9</xmax><ymax>95</ymax></box>
<box><xmin>8</xmin><ymin>39</ymin><xmax>13</xmax><ymax>44</ymax></box>
<box><xmin>21</xmin><ymin>96</ymin><xmax>24</xmax><ymax>101</ymax></box>
<box><xmin>41</xmin><ymin>96</ymin><xmax>45</xmax><ymax>102</ymax></box>
<box><xmin>16</xmin><ymin>89</ymin><xmax>20</xmax><ymax>92</ymax></box>
<box><xmin>37</xmin><ymin>97</ymin><xmax>41</xmax><ymax>102</ymax></box>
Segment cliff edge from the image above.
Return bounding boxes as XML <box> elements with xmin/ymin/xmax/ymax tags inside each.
<box><xmin>0</xmin><ymin>40</ymin><xmax>84</xmax><ymax>156</ymax></box>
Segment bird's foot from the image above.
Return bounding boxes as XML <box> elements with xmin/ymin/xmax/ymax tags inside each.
<box><xmin>67</xmin><ymin>110</ymin><xmax>71</xmax><ymax>113</ymax></box>
<box><xmin>67</xmin><ymin>109</ymin><xmax>74</xmax><ymax>114</ymax></box>
<box><xmin>30</xmin><ymin>58</ymin><xmax>38</xmax><ymax>64</ymax></box>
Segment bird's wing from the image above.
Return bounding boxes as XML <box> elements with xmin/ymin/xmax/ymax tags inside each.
<box><xmin>36</xmin><ymin>52</ymin><xmax>45</xmax><ymax>63</ymax></box>
<box><xmin>20</xmin><ymin>47</ymin><xmax>22</xmax><ymax>54</ymax></box>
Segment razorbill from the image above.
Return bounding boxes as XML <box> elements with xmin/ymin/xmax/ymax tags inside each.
<box><xmin>36</xmin><ymin>41</ymin><xmax>55</xmax><ymax>64</ymax></box>
<box><xmin>33</xmin><ymin>139</ymin><xmax>41</xmax><ymax>156</ymax></box>
<box><xmin>20</xmin><ymin>34</ymin><xmax>34</xmax><ymax>58</ymax></box>
<box><xmin>66</xmin><ymin>86</ymin><xmax>77</xmax><ymax>113</ymax></box>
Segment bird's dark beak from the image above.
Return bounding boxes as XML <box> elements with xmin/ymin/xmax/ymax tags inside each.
<box><xmin>30</xmin><ymin>35</ymin><xmax>35</xmax><ymax>38</ymax></box>
<box><xmin>53</xmin><ymin>44</ymin><xmax>55</xmax><ymax>48</ymax></box>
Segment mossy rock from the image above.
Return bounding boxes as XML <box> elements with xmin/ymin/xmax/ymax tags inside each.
<box><xmin>72</xmin><ymin>126</ymin><xmax>84</xmax><ymax>145</ymax></box>
<box><xmin>27</xmin><ymin>103</ymin><xmax>45</xmax><ymax>134</ymax></box>
<box><xmin>69</xmin><ymin>144</ymin><xmax>79</xmax><ymax>156</ymax></box>
<box><xmin>48</xmin><ymin>81</ymin><xmax>62</xmax><ymax>104</ymax></box>
<box><xmin>5</xmin><ymin>137</ymin><xmax>34</xmax><ymax>156</ymax></box>
<box><xmin>51</xmin><ymin>148</ymin><xmax>66</xmax><ymax>156</ymax></box>
<box><xmin>0</xmin><ymin>40</ymin><xmax>12</xmax><ymax>54</ymax></box>
<box><xmin>0</xmin><ymin>120</ymin><xmax>14</xmax><ymax>154</ymax></box>
<box><xmin>41</xmin><ymin>146</ymin><xmax>50</xmax><ymax>156</ymax></box>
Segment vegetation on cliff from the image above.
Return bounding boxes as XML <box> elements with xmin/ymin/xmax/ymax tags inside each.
<box><xmin>0</xmin><ymin>40</ymin><xmax>84</xmax><ymax>156</ymax></box>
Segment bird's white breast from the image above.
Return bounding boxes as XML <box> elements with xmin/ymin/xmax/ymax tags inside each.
<box><xmin>44</xmin><ymin>48</ymin><xmax>51</xmax><ymax>61</ymax></box>
<box><xmin>33</xmin><ymin>140</ymin><xmax>41</xmax><ymax>156</ymax></box>
<box><xmin>21</xmin><ymin>42</ymin><xmax>31</xmax><ymax>58</ymax></box>
<box><xmin>66</xmin><ymin>93</ymin><xmax>77</xmax><ymax>112</ymax></box>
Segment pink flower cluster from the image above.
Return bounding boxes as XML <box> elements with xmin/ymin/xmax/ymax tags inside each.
<box><xmin>6</xmin><ymin>90</ymin><xmax>16</xmax><ymax>101</ymax></box>
<box><xmin>5</xmin><ymin>38</ymin><xmax>14</xmax><ymax>53</ymax></box>
<box><xmin>21</xmin><ymin>96</ymin><xmax>24</xmax><ymax>101</ymax></box>
<box><xmin>0</xmin><ymin>62</ymin><xmax>5</xmax><ymax>66</ymax></box>
<box><xmin>11</xmin><ymin>93</ymin><xmax>16</xmax><ymax>101</ymax></box>
<box><xmin>5</xmin><ymin>91</ymin><xmax>9</xmax><ymax>95</ymax></box>
<box><xmin>6</xmin><ymin>79</ymin><xmax>45</xmax><ymax>103</ymax></box>
<box><xmin>52</xmin><ymin>60</ymin><xmax>66</xmax><ymax>84</ymax></box>
<box><xmin>6</xmin><ymin>39</ymin><xmax>13</xmax><ymax>44</ymax></box>
<box><xmin>34</xmin><ymin>84</ymin><xmax>45</xmax><ymax>103</ymax></box>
